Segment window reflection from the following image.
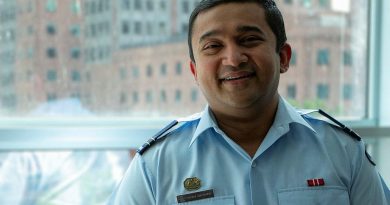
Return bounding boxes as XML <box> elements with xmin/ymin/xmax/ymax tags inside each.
<box><xmin>0</xmin><ymin>150</ymin><xmax>134</xmax><ymax>205</ymax></box>
<box><xmin>0</xmin><ymin>0</ymin><xmax>368</xmax><ymax>118</ymax></box>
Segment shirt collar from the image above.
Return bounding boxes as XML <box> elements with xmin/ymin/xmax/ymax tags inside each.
<box><xmin>189</xmin><ymin>97</ymin><xmax>316</xmax><ymax>147</ymax></box>
<box><xmin>190</xmin><ymin>105</ymin><xmax>216</xmax><ymax>147</ymax></box>
<box><xmin>275</xmin><ymin>97</ymin><xmax>316</xmax><ymax>133</ymax></box>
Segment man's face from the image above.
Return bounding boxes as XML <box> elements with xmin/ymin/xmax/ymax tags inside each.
<box><xmin>190</xmin><ymin>2</ymin><xmax>291</xmax><ymax>114</ymax></box>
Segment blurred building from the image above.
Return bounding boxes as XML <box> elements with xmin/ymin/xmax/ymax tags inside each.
<box><xmin>0</xmin><ymin>0</ymin><xmax>365</xmax><ymax>117</ymax></box>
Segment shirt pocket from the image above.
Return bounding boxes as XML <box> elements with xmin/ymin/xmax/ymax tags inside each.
<box><xmin>278</xmin><ymin>186</ymin><xmax>349</xmax><ymax>205</ymax></box>
<box><xmin>171</xmin><ymin>195</ymin><xmax>235</xmax><ymax>205</ymax></box>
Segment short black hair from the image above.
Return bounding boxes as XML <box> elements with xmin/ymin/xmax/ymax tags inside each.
<box><xmin>188</xmin><ymin>0</ymin><xmax>287</xmax><ymax>62</ymax></box>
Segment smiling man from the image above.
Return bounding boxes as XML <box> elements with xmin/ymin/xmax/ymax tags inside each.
<box><xmin>110</xmin><ymin>0</ymin><xmax>390</xmax><ymax>204</ymax></box>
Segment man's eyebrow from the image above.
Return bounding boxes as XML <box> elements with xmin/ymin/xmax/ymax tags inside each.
<box><xmin>237</xmin><ymin>25</ymin><xmax>265</xmax><ymax>35</ymax></box>
<box><xmin>199</xmin><ymin>26</ymin><xmax>265</xmax><ymax>43</ymax></box>
<box><xmin>199</xmin><ymin>30</ymin><xmax>221</xmax><ymax>43</ymax></box>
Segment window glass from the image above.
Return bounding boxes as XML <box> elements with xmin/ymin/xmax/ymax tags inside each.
<box><xmin>290</xmin><ymin>50</ymin><xmax>297</xmax><ymax>66</ymax></box>
<box><xmin>279</xmin><ymin>0</ymin><xmax>368</xmax><ymax>117</ymax></box>
<box><xmin>47</xmin><ymin>70</ymin><xmax>57</xmax><ymax>81</ymax></box>
<box><xmin>317</xmin><ymin>49</ymin><xmax>330</xmax><ymax>65</ymax></box>
<box><xmin>46</xmin><ymin>0</ymin><xmax>57</xmax><ymax>12</ymax></box>
<box><xmin>71</xmin><ymin>0</ymin><xmax>81</xmax><ymax>14</ymax></box>
<box><xmin>46</xmin><ymin>23</ymin><xmax>56</xmax><ymax>35</ymax></box>
<box><xmin>0</xmin><ymin>3</ymin><xmax>376</xmax><ymax>197</ymax></box>
<box><xmin>0</xmin><ymin>0</ymin><xmax>370</xmax><ymax>119</ymax></box>
<box><xmin>0</xmin><ymin>150</ymin><xmax>133</xmax><ymax>205</ymax></box>
<box><xmin>317</xmin><ymin>83</ymin><xmax>329</xmax><ymax>100</ymax></box>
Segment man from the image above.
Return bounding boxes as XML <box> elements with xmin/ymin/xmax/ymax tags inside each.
<box><xmin>110</xmin><ymin>0</ymin><xmax>390</xmax><ymax>204</ymax></box>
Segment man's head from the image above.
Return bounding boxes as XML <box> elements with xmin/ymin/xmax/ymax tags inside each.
<box><xmin>188</xmin><ymin>0</ymin><xmax>287</xmax><ymax>63</ymax></box>
<box><xmin>187</xmin><ymin>0</ymin><xmax>291</xmax><ymax>116</ymax></box>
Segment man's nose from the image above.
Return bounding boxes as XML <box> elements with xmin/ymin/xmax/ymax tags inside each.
<box><xmin>222</xmin><ymin>46</ymin><xmax>248</xmax><ymax>67</ymax></box>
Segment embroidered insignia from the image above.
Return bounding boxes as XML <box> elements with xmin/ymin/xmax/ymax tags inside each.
<box><xmin>307</xmin><ymin>178</ymin><xmax>325</xmax><ymax>187</ymax></box>
<box><xmin>184</xmin><ymin>177</ymin><xmax>201</xmax><ymax>191</ymax></box>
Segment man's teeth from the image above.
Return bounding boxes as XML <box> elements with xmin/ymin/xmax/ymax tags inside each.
<box><xmin>224</xmin><ymin>74</ymin><xmax>252</xmax><ymax>81</ymax></box>
<box><xmin>225</xmin><ymin>76</ymin><xmax>241</xmax><ymax>81</ymax></box>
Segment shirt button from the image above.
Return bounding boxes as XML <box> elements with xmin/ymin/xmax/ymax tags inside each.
<box><xmin>251</xmin><ymin>162</ymin><xmax>257</xmax><ymax>168</ymax></box>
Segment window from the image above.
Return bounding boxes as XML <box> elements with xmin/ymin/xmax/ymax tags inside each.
<box><xmin>146</xmin><ymin>22</ymin><xmax>153</xmax><ymax>35</ymax></box>
<box><xmin>71</xmin><ymin>0</ymin><xmax>81</xmax><ymax>14</ymax></box>
<box><xmin>90</xmin><ymin>1</ymin><xmax>97</xmax><ymax>14</ymax></box>
<box><xmin>122</xmin><ymin>21</ymin><xmax>130</xmax><ymax>34</ymax></box>
<box><xmin>146</xmin><ymin>90</ymin><xmax>153</xmax><ymax>103</ymax></box>
<box><xmin>159</xmin><ymin>22</ymin><xmax>166</xmax><ymax>34</ymax></box>
<box><xmin>319</xmin><ymin>0</ymin><xmax>329</xmax><ymax>8</ymax></box>
<box><xmin>71</xmin><ymin>48</ymin><xmax>81</xmax><ymax>59</ymax></box>
<box><xmin>175</xmin><ymin>90</ymin><xmax>182</xmax><ymax>102</ymax></box>
<box><xmin>134</xmin><ymin>0</ymin><xmax>142</xmax><ymax>10</ymax></box>
<box><xmin>1</xmin><ymin>94</ymin><xmax>16</xmax><ymax>108</ymax></box>
<box><xmin>47</xmin><ymin>93</ymin><xmax>57</xmax><ymax>101</ymax></box>
<box><xmin>47</xmin><ymin>70</ymin><xmax>57</xmax><ymax>81</ymax></box>
<box><xmin>300</xmin><ymin>0</ymin><xmax>312</xmax><ymax>8</ymax></box>
<box><xmin>287</xmin><ymin>85</ymin><xmax>296</xmax><ymax>99</ymax></box>
<box><xmin>146</xmin><ymin>1</ymin><xmax>154</xmax><ymax>11</ymax></box>
<box><xmin>290</xmin><ymin>50</ymin><xmax>297</xmax><ymax>66</ymax></box>
<box><xmin>97</xmin><ymin>0</ymin><xmax>104</xmax><ymax>13</ymax></box>
<box><xmin>46</xmin><ymin>0</ymin><xmax>57</xmax><ymax>12</ymax></box>
<box><xmin>46</xmin><ymin>23</ymin><xmax>56</xmax><ymax>35</ymax></box>
<box><xmin>160</xmin><ymin>1</ymin><xmax>166</xmax><ymax>10</ymax></box>
<box><xmin>181</xmin><ymin>23</ymin><xmax>189</xmax><ymax>34</ymax></box>
<box><xmin>146</xmin><ymin>65</ymin><xmax>153</xmax><ymax>77</ymax></box>
<box><xmin>47</xmin><ymin>47</ymin><xmax>57</xmax><ymax>58</ymax></box>
<box><xmin>160</xmin><ymin>90</ymin><xmax>167</xmax><ymax>102</ymax></box>
<box><xmin>176</xmin><ymin>62</ymin><xmax>182</xmax><ymax>75</ymax></box>
<box><xmin>343</xmin><ymin>84</ymin><xmax>353</xmax><ymax>100</ymax></box>
<box><xmin>191</xmin><ymin>89</ymin><xmax>198</xmax><ymax>102</ymax></box>
<box><xmin>120</xmin><ymin>67</ymin><xmax>127</xmax><ymax>80</ymax></box>
<box><xmin>70</xmin><ymin>24</ymin><xmax>80</xmax><ymax>37</ymax></box>
<box><xmin>1</xmin><ymin>1</ymin><xmax>389</xmax><ymax>203</ymax></box>
<box><xmin>132</xmin><ymin>91</ymin><xmax>139</xmax><ymax>103</ymax></box>
<box><xmin>317</xmin><ymin>49</ymin><xmax>329</xmax><ymax>65</ymax></box>
<box><xmin>71</xmin><ymin>70</ymin><xmax>81</xmax><ymax>82</ymax></box>
<box><xmin>120</xmin><ymin>92</ymin><xmax>127</xmax><ymax>104</ymax></box>
<box><xmin>160</xmin><ymin>63</ymin><xmax>167</xmax><ymax>76</ymax></box>
<box><xmin>132</xmin><ymin>66</ymin><xmax>139</xmax><ymax>78</ymax></box>
<box><xmin>1</xmin><ymin>73</ymin><xmax>14</xmax><ymax>86</ymax></box>
<box><xmin>182</xmin><ymin>1</ymin><xmax>190</xmax><ymax>13</ymax></box>
<box><xmin>122</xmin><ymin>0</ymin><xmax>130</xmax><ymax>10</ymax></box>
<box><xmin>343</xmin><ymin>50</ymin><xmax>352</xmax><ymax>66</ymax></box>
<box><xmin>134</xmin><ymin>21</ymin><xmax>142</xmax><ymax>35</ymax></box>
<box><xmin>317</xmin><ymin>84</ymin><xmax>329</xmax><ymax>99</ymax></box>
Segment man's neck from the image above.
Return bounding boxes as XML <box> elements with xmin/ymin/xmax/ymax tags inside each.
<box><xmin>211</xmin><ymin>97</ymin><xmax>279</xmax><ymax>158</ymax></box>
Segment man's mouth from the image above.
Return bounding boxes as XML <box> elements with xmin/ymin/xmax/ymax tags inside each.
<box><xmin>220</xmin><ymin>72</ymin><xmax>256</xmax><ymax>82</ymax></box>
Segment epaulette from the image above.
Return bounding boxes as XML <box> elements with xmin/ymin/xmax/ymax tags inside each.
<box><xmin>299</xmin><ymin>109</ymin><xmax>375</xmax><ymax>166</ymax></box>
<box><xmin>298</xmin><ymin>109</ymin><xmax>361</xmax><ymax>141</ymax></box>
<box><xmin>318</xmin><ymin>109</ymin><xmax>361</xmax><ymax>141</ymax></box>
<box><xmin>137</xmin><ymin>112</ymin><xmax>202</xmax><ymax>155</ymax></box>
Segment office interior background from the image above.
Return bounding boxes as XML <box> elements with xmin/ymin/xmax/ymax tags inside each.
<box><xmin>0</xmin><ymin>0</ymin><xmax>389</xmax><ymax>204</ymax></box>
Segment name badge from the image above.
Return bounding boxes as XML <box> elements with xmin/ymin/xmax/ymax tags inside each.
<box><xmin>176</xmin><ymin>189</ymin><xmax>214</xmax><ymax>203</ymax></box>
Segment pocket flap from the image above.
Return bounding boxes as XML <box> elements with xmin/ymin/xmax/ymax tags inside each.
<box><xmin>278</xmin><ymin>187</ymin><xmax>349</xmax><ymax>205</ymax></box>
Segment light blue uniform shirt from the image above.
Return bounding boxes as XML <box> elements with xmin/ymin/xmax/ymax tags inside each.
<box><xmin>110</xmin><ymin>98</ymin><xmax>390</xmax><ymax>205</ymax></box>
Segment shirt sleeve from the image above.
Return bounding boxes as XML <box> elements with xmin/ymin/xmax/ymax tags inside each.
<box><xmin>108</xmin><ymin>154</ymin><xmax>155</xmax><ymax>205</ymax></box>
<box><xmin>349</xmin><ymin>142</ymin><xmax>390</xmax><ymax>205</ymax></box>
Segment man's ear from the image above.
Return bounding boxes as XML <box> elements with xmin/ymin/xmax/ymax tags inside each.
<box><xmin>190</xmin><ymin>61</ymin><xmax>198</xmax><ymax>82</ymax></box>
<box><xmin>279</xmin><ymin>43</ymin><xmax>292</xmax><ymax>73</ymax></box>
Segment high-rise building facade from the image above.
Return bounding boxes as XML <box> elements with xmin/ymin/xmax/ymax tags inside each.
<box><xmin>0</xmin><ymin>0</ymin><xmax>367</xmax><ymax>118</ymax></box>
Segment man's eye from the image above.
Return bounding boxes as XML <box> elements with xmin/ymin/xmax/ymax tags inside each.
<box><xmin>203</xmin><ymin>43</ymin><xmax>221</xmax><ymax>50</ymax></box>
<box><xmin>241</xmin><ymin>36</ymin><xmax>262</xmax><ymax>44</ymax></box>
